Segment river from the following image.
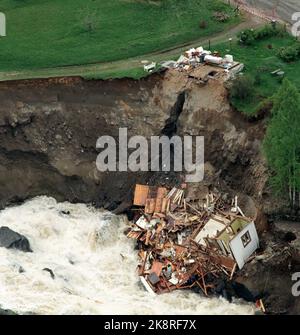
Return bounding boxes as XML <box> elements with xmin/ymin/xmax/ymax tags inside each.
<box><xmin>0</xmin><ymin>196</ymin><xmax>255</xmax><ymax>315</ymax></box>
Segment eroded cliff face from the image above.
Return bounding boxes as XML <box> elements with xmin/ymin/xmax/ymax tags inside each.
<box><xmin>0</xmin><ymin>71</ymin><xmax>275</xmax><ymax>215</ymax></box>
<box><xmin>159</xmin><ymin>70</ymin><xmax>269</xmax><ymax>200</ymax></box>
<box><xmin>0</xmin><ymin>76</ymin><xmax>165</xmax><ymax>209</ymax></box>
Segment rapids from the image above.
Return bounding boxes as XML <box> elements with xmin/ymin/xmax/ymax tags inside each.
<box><xmin>0</xmin><ymin>196</ymin><xmax>255</xmax><ymax>315</ymax></box>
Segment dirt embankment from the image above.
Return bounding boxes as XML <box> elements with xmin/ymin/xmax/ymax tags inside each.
<box><xmin>0</xmin><ymin>75</ymin><xmax>165</xmax><ymax>210</ymax></box>
<box><xmin>0</xmin><ymin>71</ymin><xmax>285</xmax><ymax>215</ymax></box>
<box><xmin>1</xmin><ymin>71</ymin><xmax>300</xmax><ymax>314</ymax></box>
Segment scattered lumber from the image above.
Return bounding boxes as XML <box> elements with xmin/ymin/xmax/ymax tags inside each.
<box><xmin>128</xmin><ymin>184</ymin><xmax>260</xmax><ymax>307</ymax></box>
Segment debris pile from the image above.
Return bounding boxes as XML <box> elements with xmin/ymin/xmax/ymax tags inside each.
<box><xmin>143</xmin><ymin>62</ymin><xmax>157</xmax><ymax>73</ymax></box>
<box><xmin>127</xmin><ymin>184</ymin><xmax>259</xmax><ymax>297</ymax></box>
<box><xmin>160</xmin><ymin>46</ymin><xmax>241</xmax><ymax>73</ymax></box>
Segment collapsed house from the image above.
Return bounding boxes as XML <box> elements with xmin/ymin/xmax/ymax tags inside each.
<box><xmin>194</xmin><ymin>215</ymin><xmax>259</xmax><ymax>270</ymax></box>
<box><xmin>126</xmin><ymin>184</ymin><xmax>260</xmax><ymax>298</ymax></box>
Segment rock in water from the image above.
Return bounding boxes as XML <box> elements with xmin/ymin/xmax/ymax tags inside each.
<box><xmin>0</xmin><ymin>307</ymin><xmax>17</xmax><ymax>315</ymax></box>
<box><xmin>0</xmin><ymin>226</ymin><xmax>32</xmax><ymax>252</ymax></box>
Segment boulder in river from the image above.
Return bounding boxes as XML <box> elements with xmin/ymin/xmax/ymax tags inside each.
<box><xmin>0</xmin><ymin>226</ymin><xmax>32</xmax><ymax>252</ymax></box>
<box><xmin>0</xmin><ymin>307</ymin><xmax>17</xmax><ymax>315</ymax></box>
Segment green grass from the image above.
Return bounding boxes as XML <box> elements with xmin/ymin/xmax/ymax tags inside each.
<box><xmin>84</xmin><ymin>67</ymin><xmax>148</xmax><ymax>80</ymax></box>
<box><xmin>214</xmin><ymin>31</ymin><xmax>300</xmax><ymax>116</ymax></box>
<box><xmin>0</xmin><ymin>0</ymin><xmax>240</xmax><ymax>72</ymax></box>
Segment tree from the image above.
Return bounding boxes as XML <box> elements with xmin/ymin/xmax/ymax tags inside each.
<box><xmin>263</xmin><ymin>79</ymin><xmax>300</xmax><ymax>207</ymax></box>
<box><xmin>230</xmin><ymin>75</ymin><xmax>255</xmax><ymax>100</ymax></box>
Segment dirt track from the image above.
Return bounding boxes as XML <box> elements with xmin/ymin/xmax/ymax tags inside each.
<box><xmin>244</xmin><ymin>0</ymin><xmax>300</xmax><ymax>23</ymax></box>
<box><xmin>0</xmin><ymin>14</ymin><xmax>264</xmax><ymax>82</ymax></box>
<box><xmin>0</xmin><ymin>1</ymin><xmax>298</xmax><ymax>81</ymax></box>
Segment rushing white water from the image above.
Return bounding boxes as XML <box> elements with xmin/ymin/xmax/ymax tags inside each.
<box><xmin>0</xmin><ymin>196</ymin><xmax>255</xmax><ymax>315</ymax></box>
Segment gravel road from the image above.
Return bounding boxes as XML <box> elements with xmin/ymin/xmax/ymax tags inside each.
<box><xmin>244</xmin><ymin>0</ymin><xmax>300</xmax><ymax>23</ymax></box>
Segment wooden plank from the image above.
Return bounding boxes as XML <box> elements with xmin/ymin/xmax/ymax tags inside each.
<box><xmin>196</xmin><ymin>280</ymin><xmax>206</xmax><ymax>295</ymax></box>
<box><xmin>154</xmin><ymin>198</ymin><xmax>163</xmax><ymax>213</ymax></box>
<box><xmin>157</xmin><ymin>187</ymin><xmax>168</xmax><ymax>199</ymax></box>
<box><xmin>150</xmin><ymin>261</ymin><xmax>164</xmax><ymax>277</ymax></box>
<box><xmin>140</xmin><ymin>251</ymin><xmax>148</xmax><ymax>275</ymax></box>
<box><xmin>186</xmin><ymin>202</ymin><xmax>203</xmax><ymax>216</ymax></box>
<box><xmin>133</xmin><ymin>184</ymin><xmax>149</xmax><ymax>206</ymax></box>
<box><xmin>161</xmin><ymin>198</ymin><xmax>168</xmax><ymax>213</ymax></box>
<box><xmin>197</xmin><ymin>268</ymin><xmax>208</xmax><ymax>296</ymax></box>
<box><xmin>230</xmin><ymin>263</ymin><xmax>237</xmax><ymax>280</ymax></box>
<box><xmin>145</xmin><ymin>230</ymin><xmax>151</xmax><ymax>245</ymax></box>
<box><xmin>139</xmin><ymin>276</ymin><xmax>156</xmax><ymax>296</ymax></box>
<box><xmin>209</xmin><ymin>254</ymin><xmax>236</xmax><ymax>271</ymax></box>
<box><xmin>154</xmin><ymin>187</ymin><xmax>168</xmax><ymax>213</ymax></box>
<box><xmin>145</xmin><ymin>198</ymin><xmax>156</xmax><ymax>214</ymax></box>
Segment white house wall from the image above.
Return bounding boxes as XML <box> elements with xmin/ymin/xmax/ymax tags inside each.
<box><xmin>194</xmin><ymin>218</ymin><xmax>225</xmax><ymax>246</ymax></box>
<box><xmin>229</xmin><ymin>222</ymin><xmax>259</xmax><ymax>269</ymax></box>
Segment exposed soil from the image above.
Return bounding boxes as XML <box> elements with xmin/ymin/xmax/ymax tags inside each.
<box><xmin>0</xmin><ymin>75</ymin><xmax>163</xmax><ymax>211</ymax></box>
<box><xmin>0</xmin><ymin>70</ymin><xmax>292</xmax><ymax>215</ymax></box>
<box><xmin>0</xmin><ymin>70</ymin><xmax>298</xmax><ymax>314</ymax></box>
<box><xmin>236</xmin><ymin>222</ymin><xmax>300</xmax><ymax>315</ymax></box>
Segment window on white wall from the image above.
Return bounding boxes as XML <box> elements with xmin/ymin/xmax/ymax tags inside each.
<box><xmin>241</xmin><ymin>231</ymin><xmax>251</xmax><ymax>248</ymax></box>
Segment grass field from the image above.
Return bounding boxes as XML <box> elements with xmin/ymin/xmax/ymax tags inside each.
<box><xmin>0</xmin><ymin>0</ymin><xmax>240</xmax><ymax>72</ymax></box>
<box><xmin>214</xmin><ymin>29</ymin><xmax>300</xmax><ymax>115</ymax></box>
<box><xmin>1</xmin><ymin>0</ymin><xmax>297</xmax><ymax>115</ymax></box>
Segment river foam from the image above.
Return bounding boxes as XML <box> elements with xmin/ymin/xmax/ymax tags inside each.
<box><xmin>0</xmin><ymin>196</ymin><xmax>255</xmax><ymax>315</ymax></box>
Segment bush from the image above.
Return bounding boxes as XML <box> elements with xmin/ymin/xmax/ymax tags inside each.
<box><xmin>254</xmin><ymin>71</ymin><xmax>262</xmax><ymax>85</ymax></box>
<box><xmin>230</xmin><ymin>75</ymin><xmax>255</xmax><ymax>100</ymax></box>
<box><xmin>254</xmin><ymin>24</ymin><xmax>283</xmax><ymax>40</ymax></box>
<box><xmin>277</xmin><ymin>43</ymin><xmax>300</xmax><ymax>62</ymax></box>
<box><xmin>238</xmin><ymin>29</ymin><xmax>256</xmax><ymax>45</ymax></box>
<box><xmin>238</xmin><ymin>24</ymin><xmax>286</xmax><ymax>45</ymax></box>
